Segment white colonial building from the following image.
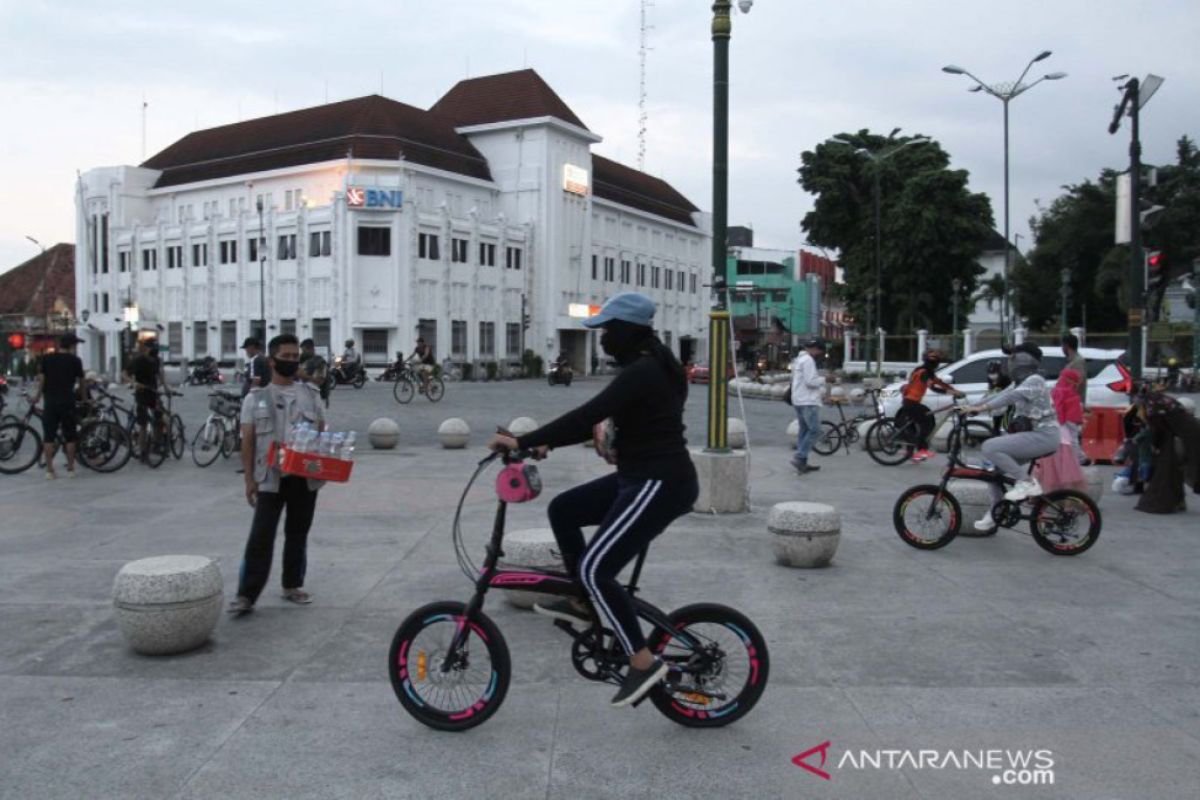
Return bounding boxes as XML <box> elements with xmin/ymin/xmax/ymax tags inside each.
<box><xmin>75</xmin><ymin>69</ymin><xmax>710</xmax><ymax>377</ymax></box>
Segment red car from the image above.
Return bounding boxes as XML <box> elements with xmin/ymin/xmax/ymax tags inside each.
<box><xmin>687</xmin><ymin>362</ymin><xmax>736</xmax><ymax>384</ymax></box>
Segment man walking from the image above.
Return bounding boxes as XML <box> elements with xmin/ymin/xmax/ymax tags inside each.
<box><xmin>241</xmin><ymin>336</ymin><xmax>270</xmax><ymax>398</ymax></box>
<box><xmin>124</xmin><ymin>337</ymin><xmax>165</xmax><ymax>461</ymax></box>
<box><xmin>1061</xmin><ymin>333</ymin><xmax>1089</xmax><ymax>464</ymax></box>
<box><xmin>298</xmin><ymin>338</ymin><xmax>329</xmax><ymax>408</ymax></box>
<box><xmin>30</xmin><ymin>333</ymin><xmax>87</xmax><ymax>479</ymax></box>
<box><xmin>790</xmin><ymin>339</ymin><xmax>828</xmax><ymax>474</ymax></box>
<box><xmin>229</xmin><ymin>334</ymin><xmax>326</xmax><ymax>615</ymax></box>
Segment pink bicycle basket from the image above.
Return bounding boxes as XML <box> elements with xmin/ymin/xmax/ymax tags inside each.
<box><xmin>496</xmin><ymin>461</ymin><xmax>542</xmax><ymax>503</ymax></box>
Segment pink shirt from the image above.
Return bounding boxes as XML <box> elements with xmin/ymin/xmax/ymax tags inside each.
<box><xmin>1052</xmin><ymin>369</ymin><xmax>1084</xmax><ymax>425</ymax></box>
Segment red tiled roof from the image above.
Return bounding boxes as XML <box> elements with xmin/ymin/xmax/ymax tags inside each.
<box><xmin>592</xmin><ymin>155</ymin><xmax>699</xmax><ymax>227</ymax></box>
<box><xmin>431</xmin><ymin>69</ymin><xmax>589</xmax><ymax>131</ymax></box>
<box><xmin>0</xmin><ymin>243</ymin><xmax>76</xmax><ymax>317</ymax></box>
<box><xmin>142</xmin><ymin>95</ymin><xmax>492</xmax><ymax>188</ymax></box>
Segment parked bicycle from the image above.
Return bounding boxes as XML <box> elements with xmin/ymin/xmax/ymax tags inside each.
<box><xmin>865</xmin><ymin>397</ymin><xmax>995</xmax><ymax>466</ymax></box>
<box><xmin>191</xmin><ymin>390</ymin><xmax>243</xmax><ymax>467</ymax></box>
<box><xmin>812</xmin><ymin>387</ymin><xmax>887</xmax><ymax>456</ymax></box>
<box><xmin>0</xmin><ymin>393</ymin><xmax>132</xmax><ymax>475</ymax></box>
<box><xmin>98</xmin><ymin>385</ymin><xmax>182</xmax><ymax>468</ymax></box>
<box><xmin>392</xmin><ymin>363</ymin><xmax>445</xmax><ymax>404</ymax></box>
<box><xmin>388</xmin><ymin>446</ymin><xmax>770</xmax><ymax>731</ymax></box>
<box><xmin>892</xmin><ymin>408</ymin><xmax>1101</xmax><ymax>556</ymax></box>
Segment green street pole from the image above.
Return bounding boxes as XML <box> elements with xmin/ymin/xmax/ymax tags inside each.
<box><xmin>1193</xmin><ymin>258</ymin><xmax>1199</xmax><ymax>376</ymax></box>
<box><xmin>707</xmin><ymin>0</ymin><xmax>732</xmax><ymax>452</ymax></box>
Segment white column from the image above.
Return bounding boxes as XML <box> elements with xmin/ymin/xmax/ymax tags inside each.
<box><xmin>877</xmin><ymin>328</ymin><xmax>886</xmax><ymax>369</ymax></box>
<box><xmin>1070</xmin><ymin>326</ymin><xmax>1086</xmax><ymax>347</ymax></box>
<box><xmin>1014</xmin><ymin>326</ymin><xmax>1026</xmax><ymax>345</ymax></box>
<box><xmin>843</xmin><ymin>328</ymin><xmax>855</xmax><ymax>363</ymax></box>
<box><xmin>917</xmin><ymin>329</ymin><xmax>929</xmax><ymax>358</ymax></box>
<box><xmin>962</xmin><ymin>327</ymin><xmax>975</xmax><ymax>357</ymax></box>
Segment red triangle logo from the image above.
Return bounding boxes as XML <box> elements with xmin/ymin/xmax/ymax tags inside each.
<box><xmin>792</xmin><ymin>740</ymin><xmax>832</xmax><ymax>780</ymax></box>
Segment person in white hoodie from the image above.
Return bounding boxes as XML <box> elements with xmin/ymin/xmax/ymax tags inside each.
<box><xmin>790</xmin><ymin>339</ymin><xmax>829</xmax><ymax>473</ymax></box>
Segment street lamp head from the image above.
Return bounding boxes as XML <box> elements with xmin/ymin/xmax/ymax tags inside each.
<box><xmin>888</xmin><ymin>126</ymin><xmax>902</xmax><ymax>138</ymax></box>
<box><xmin>1034</xmin><ymin>50</ymin><xmax>1052</xmax><ymax>62</ymax></box>
<box><xmin>255</xmin><ymin>197</ymin><xmax>263</xmax><ymax>213</ymax></box>
<box><xmin>736</xmin><ymin>0</ymin><xmax>753</xmax><ymax>13</ymax></box>
<box><xmin>968</xmin><ymin>85</ymin><xmax>983</xmax><ymax>93</ymax></box>
<box><xmin>942</xmin><ymin>65</ymin><xmax>966</xmax><ymax>75</ymax></box>
<box><xmin>1044</xmin><ymin>71</ymin><xmax>1068</xmax><ymax>80</ymax></box>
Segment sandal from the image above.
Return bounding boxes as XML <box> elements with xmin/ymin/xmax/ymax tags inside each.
<box><xmin>227</xmin><ymin>597</ymin><xmax>254</xmax><ymax>616</ymax></box>
<box><xmin>282</xmin><ymin>589</ymin><xmax>313</xmax><ymax>605</ymax></box>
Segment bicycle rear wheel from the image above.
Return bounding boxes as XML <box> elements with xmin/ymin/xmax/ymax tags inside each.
<box><xmin>0</xmin><ymin>423</ymin><xmax>42</xmax><ymax>474</ymax></box>
<box><xmin>191</xmin><ymin>417</ymin><xmax>226</xmax><ymax>467</ymax></box>
<box><xmin>393</xmin><ymin>377</ymin><xmax>415</xmax><ymax>405</ymax></box>
<box><xmin>169</xmin><ymin>414</ymin><xmax>185</xmax><ymax>460</ymax></box>
<box><xmin>388</xmin><ymin>601</ymin><xmax>510</xmax><ymax>732</ymax></box>
<box><xmin>810</xmin><ymin>421</ymin><xmax>842</xmax><ymax>456</ymax></box>
<box><xmin>866</xmin><ymin>418</ymin><xmax>913</xmax><ymax>466</ymax></box>
<box><xmin>426</xmin><ymin>376</ymin><xmax>446</xmax><ymax>402</ymax></box>
<box><xmin>221</xmin><ymin>419</ymin><xmax>240</xmax><ymax>458</ymax></box>
<box><xmin>78</xmin><ymin>420</ymin><xmax>132</xmax><ymax>473</ymax></box>
<box><xmin>893</xmin><ymin>485</ymin><xmax>961</xmax><ymax>549</ymax></box>
<box><xmin>1030</xmin><ymin>490</ymin><xmax>1100</xmax><ymax>556</ymax></box>
<box><xmin>647</xmin><ymin>603</ymin><xmax>769</xmax><ymax>728</ymax></box>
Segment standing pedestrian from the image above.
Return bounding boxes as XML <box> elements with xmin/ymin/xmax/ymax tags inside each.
<box><xmin>229</xmin><ymin>334</ymin><xmax>326</xmax><ymax>615</ymax></box>
<box><xmin>1060</xmin><ymin>333</ymin><xmax>1089</xmax><ymax>464</ymax></box>
<box><xmin>298</xmin><ymin>338</ymin><xmax>329</xmax><ymax>408</ymax></box>
<box><xmin>789</xmin><ymin>339</ymin><xmax>828</xmax><ymax>474</ymax></box>
<box><xmin>241</xmin><ymin>337</ymin><xmax>270</xmax><ymax>398</ymax></box>
<box><xmin>29</xmin><ymin>333</ymin><xmax>87</xmax><ymax>479</ymax></box>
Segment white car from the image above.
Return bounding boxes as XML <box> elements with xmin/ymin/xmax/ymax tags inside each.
<box><xmin>879</xmin><ymin>347</ymin><xmax>1130</xmax><ymax>417</ymax></box>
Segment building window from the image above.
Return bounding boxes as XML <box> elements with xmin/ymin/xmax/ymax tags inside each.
<box><xmin>665</xmin><ymin>269</ymin><xmax>674</xmax><ymax>291</ymax></box>
<box><xmin>277</xmin><ymin>234</ymin><xmax>297</xmax><ymax>260</ymax></box>
<box><xmin>193</xmin><ymin>321</ymin><xmax>207</xmax><ymax>358</ymax></box>
<box><xmin>280</xmin><ymin>319</ymin><xmax>296</xmax><ymax>337</ymax></box>
<box><xmin>220</xmin><ymin>320</ymin><xmax>238</xmax><ymax>359</ymax></box>
<box><xmin>255</xmin><ymin>193</ymin><xmax>274</xmax><ymax>211</ymax></box>
<box><xmin>362</xmin><ymin>329</ymin><xmax>389</xmax><ymax>362</ymax></box>
<box><xmin>284</xmin><ymin>189</ymin><xmax>303</xmax><ymax>211</ymax></box>
<box><xmin>246</xmin><ymin>237</ymin><xmax>258</xmax><ymax>263</ymax></box>
<box><xmin>478</xmin><ymin>321</ymin><xmax>495</xmax><ymax>356</ymax></box>
<box><xmin>192</xmin><ymin>243</ymin><xmax>208</xmax><ymax>267</ymax></box>
<box><xmin>312</xmin><ymin>318</ymin><xmax>331</xmax><ymax>350</ymax></box>
<box><xmin>119</xmin><ymin>251</ymin><xmax>129</xmax><ymax>273</ymax></box>
<box><xmin>451</xmin><ymin>237</ymin><xmax>469</xmax><ymax>264</ymax></box>
<box><xmin>142</xmin><ymin>249</ymin><xmax>157</xmax><ymax>271</ymax></box>
<box><xmin>357</xmin><ymin>227</ymin><xmax>391</xmax><ymax>256</ymax></box>
<box><xmin>637</xmin><ymin>262</ymin><xmax>646</xmax><ymax>286</ymax></box>
<box><xmin>621</xmin><ymin>260</ymin><xmax>631</xmax><ymax>283</ymax></box>
<box><xmin>166</xmin><ymin>245</ymin><xmax>183</xmax><ymax>269</ymax></box>
<box><xmin>678</xmin><ymin>269</ymin><xmax>685</xmax><ymax>292</ymax></box>
<box><xmin>219</xmin><ymin>240</ymin><xmax>238</xmax><ymax>264</ymax></box>
<box><xmin>451</xmin><ymin>320</ymin><xmax>467</xmax><ymax>356</ymax></box>
<box><xmin>168</xmin><ymin>322</ymin><xmax>183</xmax><ymax>361</ymax></box>
<box><xmin>604</xmin><ymin>257</ymin><xmax>615</xmax><ymax>282</ymax></box>
<box><xmin>419</xmin><ymin>232</ymin><xmax>441</xmax><ymax>260</ymax></box>
<box><xmin>505</xmin><ymin>246</ymin><xmax>522</xmax><ymax>270</ymax></box>
<box><xmin>652</xmin><ymin>266</ymin><xmax>661</xmax><ymax>289</ymax></box>
<box><xmin>506</xmin><ymin>322</ymin><xmax>521</xmax><ymax>356</ymax></box>
<box><xmin>101</xmin><ymin>214</ymin><xmax>109</xmax><ymax>273</ymax></box>
<box><xmin>591</xmin><ymin>254</ymin><xmax>598</xmax><ymax>280</ymax></box>
<box><xmin>664</xmin><ymin>331</ymin><xmax>673</xmax><ymax>348</ymax></box>
<box><xmin>309</xmin><ymin>230</ymin><xmax>331</xmax><ymax>257</ymax></box>
<box><xmin>479</xmin><ymin>242</ymin><xmax>496</xmax><ymax>267</ymax></box>
<box><xmin>102</xmin><ymin>293</ymin><xmax>109</xmax><ymax>313</ymax></box>
<box><xmin>690</xmin><ymin>273</ymin><xmax>697</xmax><ymax>294</ymax></box>
<box><xmin>418</xmin><ymin>319</ymin><xmax>438</xmax><ymax>356</ymax></box>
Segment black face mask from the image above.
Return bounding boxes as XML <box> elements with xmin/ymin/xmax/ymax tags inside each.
<box><xmin>272</xmin><ymin>358</ymin><xmax>300</xmax><ymax>378</ymax></box>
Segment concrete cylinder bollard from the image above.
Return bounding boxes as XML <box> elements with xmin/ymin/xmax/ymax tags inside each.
<box><xmin>1081</xmin><ymin>465</ymin><xmax>1105</xmax><ymax>504</ymax></box>
<box><xmin>508</xmin><ymin>417</ymin><xmax>538</xmax><ymax>438</ymax></box>
<box><xmin>437</xmin><ymin>418</ymin><xmax>470</xmax><ymax>449</ymax></box>
<box><xmin>727</xmin><ymin>417</ymin><xmax>747</xmax><ymax>449</ymax></box>
<box><xmin>768</xmin><ymin>502</ymin><xmax>840</xmax><ymax>568</ymax></box>
<box><xmin>849</xmin><ymin>388</ymin><xmax>865</xmax><ymax>403</ymax></box>
<box><xmin>367</xmin><ymin>418</ymin><xmax>400</xmax><ymax>449</ymax></box>
<box><xmin>830</xmin><ymin>386</ymin><xmax>847</xmax><ymax>401</ymax></box>
<box><xmin>947</xmin><ymin>479</ymin><xmax>997</xmax><ymax>536</ymax></box>
<box><xmin>501</xmin><ymin>528</ymin><xmax>566</xmax><ymax>609</ymax></box>
<box><xmin>113</xmin><ymin>556</ymin><xmax>223</xmax><ymax>655</ymax></box>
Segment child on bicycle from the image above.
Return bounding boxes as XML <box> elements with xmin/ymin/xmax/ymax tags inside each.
<box><xmin>897</xmin><ymin>350</ymin><xmax>964</xmax><ymax>462</ymax></box>
<box><xmin>487</xmin><ymin>292</ymin><xmax>697</xmax><ymax>708</ymax></box>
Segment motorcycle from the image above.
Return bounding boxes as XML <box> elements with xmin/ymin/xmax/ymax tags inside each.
<box><xmin>547</xmin><ymin>362</ymin><xmax>573</xmax><ymax>387</ymax></box>
<box><xmin>327</xmin><ymin>356</ymin><xmax>367</xmax><ymax>390</ymax></box>
<box><xmin>186</xmin><ymin>358</ymin><xmax>223</xmax><ymax>386</ymax></box>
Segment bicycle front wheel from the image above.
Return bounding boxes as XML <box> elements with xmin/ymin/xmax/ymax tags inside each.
<box><xmin>388</xmin><ymin>601</ymin><xmax>510</xmax><ymax>732</ymax></box>
<box><xmin>393</xmin><ymin>377</ymin><xmax>415</xmax><ymax>405</ymax></box>
<box><xmin>191</xmin><ymin>417</ymin><xmax>226</xmax><ymax>467</ymax></box>
<box><xmin>810</xmin><ymin>421</ymin><xmax>842</xmax><ymax>456</ymax></box>
<box><xmin>0</xmin><ymin>423</ymin><xmax>42</xmax><ymax>474</ymax></box>
<box><xmin>78</xmin><ymin>420</ymin><xmax>132</xmax><ymax>473</ymax></box>
<box><xmin>893</xmin><ymin>485</ymin><xmax>961</xmax><ymax>549</ymax></box>
<box><xmin>169</xmin><ymin>414</ymin><xmax>185</xmax><ymax>460</ymax></box>
<box><xmin>866</xmin><ymin>418</ymin><xmax>912</xmax><ymax>466</ymax></box>
<box><xmin>426</xmin><ymin>376</ymin><xmax>445</xmax><ymax>402</ymax></box>
<box><xmin>1030</xmin><ymin>490</ymin><xmax>1100</xmax><ymax>556</ymax></box>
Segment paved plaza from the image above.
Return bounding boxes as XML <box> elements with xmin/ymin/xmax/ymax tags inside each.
<box><xmin>1</xmin><ymin>378</ymin><xmax>1198</xmax><ymax>799</ymax></box>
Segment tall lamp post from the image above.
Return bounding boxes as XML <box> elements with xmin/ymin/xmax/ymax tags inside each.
<box><xmin>829</xmin><ymin>133</ymin><xmax>930</xmax><ymax>378</ymax></box>
<box><xmin>24</xmin><ymin>236</ymin><xmax>50</xmax><ymax>338</ymax></box>
<box><xmin>255</xmin><ymin>198</ymin><xmax>267</xmax><ymax>342</ymax></box>
<box><xmin>706</xmin><ymin>0</ymin><xmax>754</xmax><ymax>452</ymax></box>
<box><xmin>942</xmin><ymin>53</ymin><xmax>1066</xmax><ymax>342</ymax></box>
<box><xmin>951</xmin><ymin>277</ymin><xmax>962</xmax><ymax>360</ymax></box>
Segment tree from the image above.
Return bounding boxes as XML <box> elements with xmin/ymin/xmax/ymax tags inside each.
<box><xmin>797</xmin><ymin>130</ymin><xmax>994</xmax><ymax>335</ymax></box>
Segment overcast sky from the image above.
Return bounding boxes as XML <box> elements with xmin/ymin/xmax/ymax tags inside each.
<box><xmin>2</xmin><ymin>0</ymin><xmax>1197</xmax><ymax>276</ymax></box>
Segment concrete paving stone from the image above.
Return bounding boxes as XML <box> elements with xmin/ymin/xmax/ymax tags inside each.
<box><xmin>0</xmin><ymin>557</ymin><xmax>129</xmax><ymax>606</ymax></box>
<box><xmin>0</xmin><ymin>675</ymin><xmax>279</xmax><ymax>800</ymax></box>
<box><xmin>0</xmin><ymin>605</ymin><xmax>111</xmax><ymax>675</ymax></box>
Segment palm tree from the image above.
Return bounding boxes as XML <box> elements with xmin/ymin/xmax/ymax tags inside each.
<box><xmin>973</xmin><ymin>274</ymin><xmax>1005</xmax><ymax>312</ymax></box>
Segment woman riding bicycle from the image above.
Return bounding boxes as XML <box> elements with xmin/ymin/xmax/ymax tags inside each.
<box><xmin>896</xmin><ymin>349</ymin><xmax>965</xmax><ymax>462</ymax></box>
<box><xmin>963</xmin><ymin>343</ymin><xmax>1060</xmax><ymax>531</ymax></box>
<box><xmin>487</xmin><ymin>292</ymin><xmax>698</xmax><ymax>708</ymax></box>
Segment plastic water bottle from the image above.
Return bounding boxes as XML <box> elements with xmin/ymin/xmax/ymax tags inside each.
<box><xmin>316</xmin><ymin>432</ymin><xmax>332</xmax><ymax>456</ymax></box>
<box><xmin>340</xmin><ymin>432</ymin><xmax>356</xmax><ymax>461</ymax></box>
<box><xmin>330</xmin><ymin>432</ymin><xmax>345</xmax><ymax>459</ymax></box>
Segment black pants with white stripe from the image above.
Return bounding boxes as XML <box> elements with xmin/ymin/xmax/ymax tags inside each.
<box><xmin>547</xmin><ymin>469</ymin><xmax>699</xmax><ymax>655</ymax></box>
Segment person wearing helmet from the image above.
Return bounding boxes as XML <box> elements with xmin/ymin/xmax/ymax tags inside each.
<box><xmin>340</xmin><ymin>339</ymin><xmax>361</xmax><ymax>380</ymax></box>
<box><xmin>897</xmin><ymin>350</ymin><xmax>965</xmax><ymax>462</ymax></box>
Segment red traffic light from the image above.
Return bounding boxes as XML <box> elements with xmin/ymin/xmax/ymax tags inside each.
<box><xmin>1147</xmin><ymin>251</ymin><xmax>1165</xmax><ymax>271</ymax></box>
<box><xmin>7</xmin><ymin>333</ymin><xmax>25</xmax><ymax>349</ymax></box>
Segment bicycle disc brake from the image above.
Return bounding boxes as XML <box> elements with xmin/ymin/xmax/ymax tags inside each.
<box><xmin>570</xmin><ymin>628</ymin><xmax>622</xmax><ymax>682</ymax></box>
<box><xmin>992</xmin><ymin>500</ymin><xmax>1022</xmax><ymax>529</ymax></box>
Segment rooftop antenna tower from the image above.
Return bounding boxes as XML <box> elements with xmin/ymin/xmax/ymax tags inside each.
<box><xmin>637</xmin><ymin>0</ymin><xmax>653</xmax><ymax>171</ymax></box>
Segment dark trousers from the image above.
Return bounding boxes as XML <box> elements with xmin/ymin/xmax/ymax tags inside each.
<box><xmin>547</xmin><ymin>469</ymin><xmax>699</xmax><ymax>655</ymax></box>
<box><xmin>898</xmin><ymin>399</ymin><xmax>935</xmax><ymax>449</ymax></box>
<box><xmin>237</xmin><ymin>476</ymin><xmax>318</xmax><ymax>603</ymax></box>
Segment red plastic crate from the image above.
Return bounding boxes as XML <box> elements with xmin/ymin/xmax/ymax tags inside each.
<box><xmin>267</xmin><ymin>442</ymin><xmax>353</xmax><ymax>482</ymax></box>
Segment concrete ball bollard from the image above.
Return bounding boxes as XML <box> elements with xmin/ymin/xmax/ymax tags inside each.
<box><xmin>830</xmin><ymin>386</ymin><xmax>847</xmax><ymax>401</ymax></box>
<box><xmin>501</xmin><ymin>528</ymin><xmax>566</xmax><ymax>609</ymax></box>
<box><xmin>437</xmin><ymin>418</ymin><xmax>470</xmax><ymax>449</ymax></box>
<box><xmin>768</xmin><ymin>502</ymin><xmax>840</xmax><ymax>568</ymax></box>
<box><xmin>947</xmin><ymin>479</ymin><xmax>997</xmax><ymax>536</ymax></box>
<box><xmin>508</xmin><ymin>417</ymin><xmax>538</xmax><ymax>438</ymax></box>
<box><xmin>727</xmin><ymin>417</ymin><xmax>748</xmax><ymax>449</ymax></box>
<box><xmin>367</xmin><ymin>418</ymin><xmax>400</xmax><ymax>449</ymax></box>
<box><xmin>113</xmin><ymin>555</ymin><xmax>223</xmax><ymax>655</ymax></box>
<box><xmin>849</xmin><ymin>388</ymin><xmax>865</xmax><ymax>403</ymax></box>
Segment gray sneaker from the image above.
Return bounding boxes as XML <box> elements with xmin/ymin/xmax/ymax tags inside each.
<box><xmin>533</xmin><ymin>598</ymin><xmax>594</xmax><ymax>629</ymax></box>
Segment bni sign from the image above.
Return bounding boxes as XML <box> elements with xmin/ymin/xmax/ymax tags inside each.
<box><xmin>346</xmin><ymin>187</ymin><xmax>404</xmax><ymax>210</ymax></box>
<box><xmin>563</xmin><ymin>164</ymin><xmax>589</xmax><ymax>196</ymax></box>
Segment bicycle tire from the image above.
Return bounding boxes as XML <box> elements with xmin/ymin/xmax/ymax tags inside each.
<box><xmin>426</xmin><ymin>376</ymin><xmax>446</xmax><ymax>402</ymax></box>
<box><xmin>866</xmin><ymin>418</ymin><xmax>913</xmax><ymax>466</ymax></box>
<box><xmin>221</xmin><ymin>421</ymin><xmax>240</xmax><ymax>459</ymax></box>
<box><xmin>646</xmin><ymin>603</ymin><xmax>769</xmax><ymax>728</ymax></box>
<box><xmin>393</xmin><ymin>377</ymin><xmax>415</xmax><ymax>405</ymax></box>
<box><xmin>78</xmin><ymin>420</ymin><xmax>132</xmax><ymax>473</ymax></box>
<box><xmin>810</xmin><ymin>421</ymin><xmax>842</xmax><ymax>456</ymax></box>
<box><xmin>169</xmin><ymin>414</ymin><xmax>185</xmax><ymax>460</ymax></box>
<box><xmin>144</xmin><ymin>423</ymin><xmax>169</xmax><ymax>469</ymax></box>
<box><xmin>1029</xmin><ymin>490</ymin><xmax>1100</xmax><ymax>556</ymax></box>
<box><xmin>0</xmin><ymin>423</ymin><xmax>42</xmax><ymax>474</ymax></box>
<box><xmin>191</xmin><ymin>417</ymin><xmax>226</xmax><ymax>467</ymax></box>
<box><xmin>388</xmin><ymin>600</ymin><xmax>510</xmax><ymax>732</ymax></box>
<box><xmin>893</xmin><ymin>484</ymin><xmax>961</xmax><ymax>550</ymax></box>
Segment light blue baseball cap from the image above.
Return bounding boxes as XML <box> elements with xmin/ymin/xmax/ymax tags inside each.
<box><xmin>582</xmin><ymin>292</ymin><xmax>657</xmax><ymax>328</ymax></box>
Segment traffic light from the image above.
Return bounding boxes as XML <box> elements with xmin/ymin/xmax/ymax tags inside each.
<box><xmin>522</xmin><ymin>313</ymin><xmax>531</xmax><ymax>331</ymax></box>
<box><xmin>1146</xmin><ymin>250</ymin><xmax>1166</xmax><ymax>290</ymax></box>
<box><xmin>7</xmin><ymin>333</ymin><xmax>25</xmax><ymax>349</ymax></box>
